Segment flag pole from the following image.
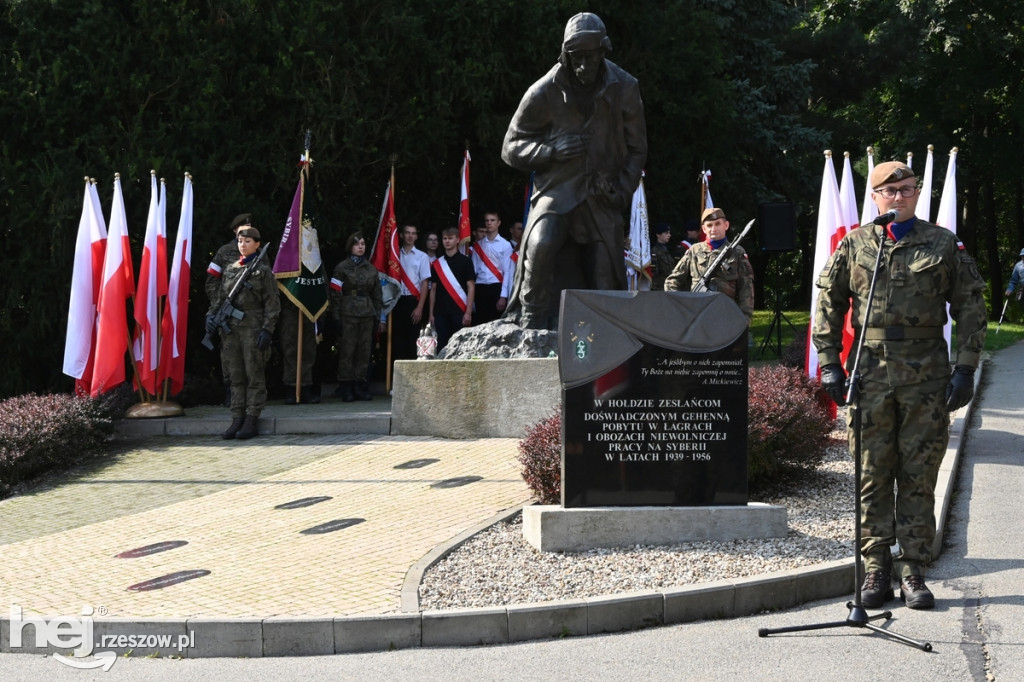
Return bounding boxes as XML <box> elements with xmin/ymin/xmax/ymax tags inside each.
<box><xmin>385</xmin><ymin>162</ymin><xmax>396</xmax><ymax>395</ymax></box>
<box><xmin>293</xmin><ymin>132</ymin><xmax>312</xmax><ymax>405</ymax></box>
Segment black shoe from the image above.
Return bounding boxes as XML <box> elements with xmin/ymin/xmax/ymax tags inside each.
<box><xmin>900</xmin><ymin>575</ymin><xmax>935</xmax><ymax>609</ymax></box>
<box><xmin>333</xmin><ymin>381</ymin><xmax>354</xmax><ymax>402</ymax></box>
<box><xmin>235</xmin><ymin>415</ymin><xmax>259</xmax><ymax>440</ymax></box>
<box><xmin>222</xmin><ymin>416</ymin><xmax>245</xmax><ymax>440</ymax></box>
<box><xmin>860</xmin><ymin>570</ymin><xmax>893</xmax><ymax>608</ymax></box>
<box><xmin>283</xmin><ymin>385</ymin><xmax>297</xmax><ymax>405</ymax></box>
<box><xmin>353</xmin><ymin>380</ymin><xmax>373</xmax><ymax>401</ymax></box>
<box><xmin>300</xmin><ymin>386</ymin><xmax>320</xmax><ymax>404</ymax></box>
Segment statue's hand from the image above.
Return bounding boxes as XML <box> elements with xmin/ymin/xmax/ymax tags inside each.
<box><xmin>551</xmin><ymin>134</ymin><xmax>584</xmax><ymax>161</ymax></box>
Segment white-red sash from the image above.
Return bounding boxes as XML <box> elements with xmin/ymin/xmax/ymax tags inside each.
<box><xmin>399</xmin><ymin>267</ymin><xmax>420</xmax><ymax>301</ymax></box>
<box><xmin>433</xmin><ymin>257</ymin><xmax>468</xmax><ymax>313</ymax></box>
<box><xmin>472</xmin><ymin>242</ymin><xmax>504</xmax><ymax>282</ymax></box>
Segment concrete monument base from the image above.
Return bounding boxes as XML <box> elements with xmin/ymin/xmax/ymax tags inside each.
<box><xmin>391</xmin><ymin>358</ymin><xmax>559</xmax><ymax>439</ymax></box>
<box><xmin>522</xmin><ymin>503</ymin><xmax>787</xmax><ymax>553</ymax></box>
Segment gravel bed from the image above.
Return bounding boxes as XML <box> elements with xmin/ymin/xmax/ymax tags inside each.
<box><xmin>419</xmin><ymin>421</ymin><xmax>854</xmax><ymax>610</ymax></box>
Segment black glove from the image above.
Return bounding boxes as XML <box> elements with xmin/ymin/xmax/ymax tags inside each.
<box><xmin>205</xmin><ymin>314</ymin><xmax>218</xmax><ymax>334</ymax></box>
<box><xmin>820</xmin><ymin>363</ymin><xmax>847</xmax><ymax>405</ymax></box>
<box><xmin>256</xmin><ymin>329</ymin><xmax>273</xmax><ymax>351</ymax></box>
<box><xmin>945</xmin><ymin>365</ymin><xmax>975</xmax><ymax>412</ymax></box>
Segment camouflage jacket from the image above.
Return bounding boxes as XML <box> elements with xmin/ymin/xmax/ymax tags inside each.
<box><xmin>812</xmin><ymin>219</ymin><xmax>987</xmax><ymax>386</ymax></box>
<box><xmin>650</xmin><ymin>241</ymin><xmax>676</xmax><ymax>291</ymax></box>
<box><xmin>208</xmin><ymin>256</ymin><xmax>280</xmax><ymax>333</ymax></box>
<box><xmin>330</xmin><ymin>257</ymin><xmax>383</xmax><ymax>319</ymax></box>
<box><xmin>205</xmin><ymin>240</ymin><xmax>240</xmax><ymax>304</ymax></box>
<box><xmin>664</xmin><ymin>241</ymin><xmax>754</xmax><ymax>321</ymax></box>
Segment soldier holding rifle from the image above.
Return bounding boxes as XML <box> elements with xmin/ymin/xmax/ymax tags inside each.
<box><xmin>205</xmin><ymin>226</ymin><xmax>280</xmax><ymax>440</ymax></box>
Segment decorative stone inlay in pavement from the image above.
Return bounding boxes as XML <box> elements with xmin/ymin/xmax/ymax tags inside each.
<box><xmin>0</xmin><ymin>435</ymin><xmax>528</xmax><ymax>619</ymax></box>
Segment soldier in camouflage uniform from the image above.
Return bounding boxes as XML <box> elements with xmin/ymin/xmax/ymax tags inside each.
<box><xmin>206</xmin><ymin>226</ymin><xmax>281</xmax><ymax>440</ymax></box>
<box><xmin>665</xmin><ymin>207</ymin><xmax>754</xmax><ymax>323</ymax></box>
<box><xmin>205</xmin><ymin>213</ymin><xmax>253</xmax><ymax>405</ymax></box>
<box><xmin>813</xmin><ymin>161</ymin><xmax>987</xmax><ymax>610</ymax></box>
<box><xmin>329</xmin><ymin>232</ymin><xmax>383</xmax><ymax>402</ymax></box>
<box><xmin>650</xmin><ymin>222</ymin><xmax>676</xmax><ymax>291</ymax></box>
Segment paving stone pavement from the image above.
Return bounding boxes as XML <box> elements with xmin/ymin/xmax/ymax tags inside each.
<box><xmin>0</xmin><ymin>426</ymin><xmax>530</xmax><ymax>619</ymax></box>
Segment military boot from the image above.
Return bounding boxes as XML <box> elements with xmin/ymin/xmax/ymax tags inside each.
<box><xmin>860</xmin><ymin>570</ymin><xmax>893</xmax><ymax>608</ymax></box>
<box><xmin>353</xmin><ymin>380</ymin><xmax>373</xmax><ymax>401</ymax></box>
<box><xmin>900</xmin><ymin>575</ymin><xmax>935</xmax><ymax>610</ymax></box>
<box><xmin>235</xmin><ymin>415</ymin><xmax>259</xmax><ymax>440</ymax></box>
<box><xmin>283</xmin><ymin>385</ymin><xmax>297</xmax><ymax>405</ymax></box>
<box><xmin>222</xmin><ymin>416</ymin><xmax>245</xmax><ymax>440</ymax></box>
<box><xmin>300</xmin><ymin>385</ymin><xmax>321</xmax><ymax>404</ymax></box>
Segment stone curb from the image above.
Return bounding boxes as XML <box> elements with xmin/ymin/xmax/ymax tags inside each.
<box><xmin>1</xmin><ymin>365</ymin><xmax>981</xmax><ymax>659</ymax></box>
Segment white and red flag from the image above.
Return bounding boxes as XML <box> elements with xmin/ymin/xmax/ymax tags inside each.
<box><xmin>63</xmin><ymin>178</ymin><xmax>108</xmax><ymax>395</ymax></box>
<box><xmin>859</xmin><ymin>146</ymin><xmax>878</xmax><ymax>227</ymax></box>
<box><xmin>457</xmin><ymin>149</ymin><xmax>471</xmax><ymax>252</ymax></box>
<box><xmin>916</xmin><ymin>145</ymin><xmax>935</xmax><ymax>221</ymax></box>
<box><xmin>133</xmin><ymin>172</ymin><xmax>164</xmax><ymax>395</ymax></box>
<box><xmin>625</xmin><ymin>171</ymin><xmax>651</xmax><ymax>290</ymax></box>
<box><xmin>806</xmin><ymin>151</ymin><xmax>850</xmax><ymax>380</ymax></box>
<box><xmin>90</xmin><ymin>174</ymin><xmax>135</xmax><ymax>397</ymax></box>
<box><xmin>700</xmin><ymin>169</ymin><xmax>714</xmax><ymax>210</ymax></box>
<box><xmin>158</xmin><ymin>173</ymin><xmax>194</xmax><ymax>395</ymax></box>
<box><xmin>935</xmin><ymin>147</ymin><xmax>959</xmax><ymax>351</ymax></box>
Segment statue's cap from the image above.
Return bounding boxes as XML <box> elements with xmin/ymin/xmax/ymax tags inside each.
<box><xmin>563</xmin><ymin>13</ymin><xmax>612</xmax><ymax>52</ymax></box>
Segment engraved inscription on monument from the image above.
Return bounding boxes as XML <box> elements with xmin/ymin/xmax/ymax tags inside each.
<box><xmin>559</xmin><ymin>290</ymin><xmax>749</xmax><ymax>508</ymax></box>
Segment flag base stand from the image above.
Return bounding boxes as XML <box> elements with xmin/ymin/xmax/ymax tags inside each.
<box><xmin>125</xmin><ymin>401</ymin><xmax>184</xmax><ymax>419</ymax></box>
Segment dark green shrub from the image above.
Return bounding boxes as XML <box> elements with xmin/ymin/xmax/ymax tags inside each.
<box><xmin>517</xmin><ymin>412</ymin><xmax>561</xmax><ymax>505</ymax></box>
<box><xmin>0</xmin><ymin>393</ymin><xmax>113</xmax><ymax>497</ymax></box>
<box><xmin>747</xmin><ymin>364</ymin><xmax>834</xmax><ymax>487</ymax></box>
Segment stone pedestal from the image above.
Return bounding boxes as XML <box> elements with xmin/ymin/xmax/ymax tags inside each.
<box><xmin>522</xmin><ymin>503</ymin><xmax>787</xmax><ymax>552</ymax></box>
<box><xmin>391</xmin><ymin>358</ymin><xmax>559</xmax><ymax>439</ymax></box>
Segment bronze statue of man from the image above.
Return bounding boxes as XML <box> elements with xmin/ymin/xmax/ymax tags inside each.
<box><xmin>501</xmin><ymin>12</ymin><xmax>647</xmax><ymax>329</ymax></box>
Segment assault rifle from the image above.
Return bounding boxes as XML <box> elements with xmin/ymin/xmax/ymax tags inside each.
<box><xmin>201</xmin><ymin>243</ymin><xmax>271</xmax><ymax>350</ymax></box>
<box><xmin>692</xmin><ymin>218</ymin><xmax>756</xmax><ymax>293</ymax></box>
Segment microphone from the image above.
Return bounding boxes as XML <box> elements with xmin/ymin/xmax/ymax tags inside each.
<box><xmin>872</xmin><ymin>210</ymin><xmax>898</xmax><ymax>226</ymax></box>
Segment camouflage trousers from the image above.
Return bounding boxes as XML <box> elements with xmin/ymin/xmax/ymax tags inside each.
<box><xmin>336</xmin><ymin>315</ymin><xmax>374</xmax><ymax>382</ymax></box>
<box><xmin>849</xmin><ymin>377</ymin><xmax>948</xmax><ymax>578</ymax></box>
<box><xmin>221</xmin><ymin>324</ymin><xmax>270</xmax><ymax>418</ymax></box>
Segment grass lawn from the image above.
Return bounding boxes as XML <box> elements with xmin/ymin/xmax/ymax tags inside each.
<box><xmin>749</xmin><ymin>310</ymin><xmax>1024</xmax><ymax>362</ymax></box>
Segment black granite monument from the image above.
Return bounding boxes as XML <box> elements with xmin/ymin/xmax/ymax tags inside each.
<box><xmin>559</xmin><ymin>290</ymin><xmax>749</xmax><ymax>507</ymax></box>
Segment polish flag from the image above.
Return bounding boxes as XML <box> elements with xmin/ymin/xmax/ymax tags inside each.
<box><xmin>859</xmin><ymin>147</ymin><xmax>878</xmax><ymax>227</ymax></box>
<box><xmin>935</xmin><ymin>147</ymin><xmax>959</xmax><ymax>350</ymax></box>
<box><xmin>457</xmin><ymin>149</ymin><xmax>471</xmax><ymax>252</ymax></box>
<box><xmin>90</xmin><ymin>174</ymin><xmax>135</xmax><ymax>397</ymax></box>
<box><xmin>63</xmin><ymin>179</ymin><xmax>108</xmax><ymax>394</ymax></box>
<box><xmin>159</xmin><ymin>173</ymin><xmax>194</xmax><ymax>395</ymax></box>
<box><xmin>806</xmin><ymin>151</ymin><xmax>847</xmax><ymax>380</ymax></box>
<box><xmin>916</xmin><ymin>145</ymin><xmax>935</xmax><ymax>222</ymax></box>
<box><xmin>133</xmin><ymin>173</ymin><xmax>163</xmax><ymax>395</ymax></box>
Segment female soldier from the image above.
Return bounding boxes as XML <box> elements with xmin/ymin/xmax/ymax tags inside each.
<box><xmin>329</xmin><ymin>232</ymin><xmax>383</xmax><ymax>401</ymax></box>
<box><xmin>207</xmin><ymin>226</ymin><xmax>280</xmax><ymax>439</ymax></box>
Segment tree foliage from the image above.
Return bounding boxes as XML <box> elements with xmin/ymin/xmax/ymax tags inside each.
<box><xmin>2</xmin><ymin>0</ymin><xmax>1019</xmax><ymax>397</ymax></box>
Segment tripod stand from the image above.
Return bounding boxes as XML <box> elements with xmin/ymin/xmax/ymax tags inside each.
<box><xmin>758</xmin><ymin>252</ymin><xmax>797</xmax><ymax>359</ymax></box>
<box><xmin>757</xmin><ymin>227</ymin><xmax>932</xmax><ymax>651</ymax></box>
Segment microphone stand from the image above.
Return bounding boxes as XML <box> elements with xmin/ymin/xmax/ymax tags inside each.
<box><xmin>758</xmin><ymin>223</ymin><xmax>932</xmax><ymax>651</ymax></box>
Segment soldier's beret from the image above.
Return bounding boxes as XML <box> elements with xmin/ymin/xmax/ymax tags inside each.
<box><xmin>870</xmin><ymin>161</ymin><xmax>915</xmax><ymax>189</ymax></box>
<box><xmin>701</xmin><ymin>207</ymin><xmax>726</xmax><ymax>223</ymax></box>
<box><xmin>237</xmin><ymin>227</ymin><xmax>261</xmax><ymax>241</ymax></box>
<box><xmin>653</xmin><ymin>222</ymin><xmax>671</xmax><ymax>234</ymax></box>
<box><xmin>230</xmin><ymin>213</ymin><xmax>253</xmax><ymax>232</ymax></box>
